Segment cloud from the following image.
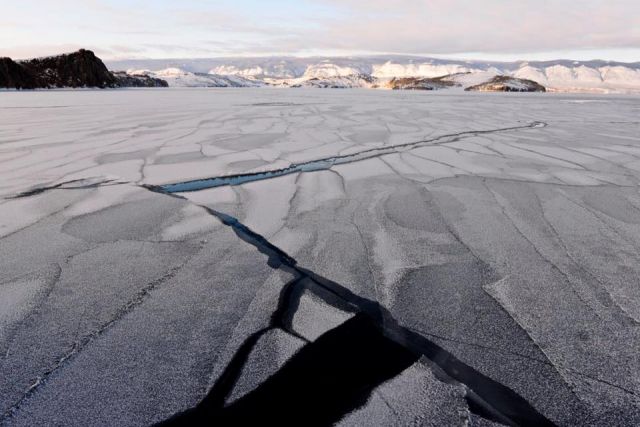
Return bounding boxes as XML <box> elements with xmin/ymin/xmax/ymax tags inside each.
<box><xmin>313</xmin><ymin>0</ymin><xmax>640</xmax><ymax>54</ymax></box>
<box><xmin>2</xmin><ymin>0</ymin><xmax>639</xmax><ymax>59</ymax></box>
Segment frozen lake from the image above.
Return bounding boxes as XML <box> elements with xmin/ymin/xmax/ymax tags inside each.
<box><xmin>1</xmin><ymin>88</ymin><xmax>640</xmax><ymax>425</ymax></box>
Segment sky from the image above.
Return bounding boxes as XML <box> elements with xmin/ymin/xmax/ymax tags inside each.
<box><xmin>1</xmin><ymin>0</ymin><xmax>639</xmax><ymax>62</ymax></box>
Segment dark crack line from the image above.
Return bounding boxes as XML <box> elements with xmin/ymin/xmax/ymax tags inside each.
<box><xmin>416</xmin><ymin>329</ymin><xmax>552</xmax><ymax>366</ymax></box>
<box><xmin>409</xmin><ymin>326</ymin><xmax>639</xmax><ymax>397</ymax></box>
<box><xmin>327</xmin><ymin>168</ymin><xmax>348</xmax><ymax>194</ymax></box>
<box><xmin>143</xmin><ymin>184</ymin><xmax>555</xmax><ymax>427</ymax></box>
<box><xmin>158</xmin><ymin>121</ymin><xmax>547</xmax><ymax>193</ymax></box>
<box><xmin>268</xmin><ymin>172</ymin><xmax>303</xmax><ymax>239</ymax></box>
<box><xmin>5</xmin><ymin>178</ymin><xmax>126</xmax><ymax>200</ymax></box>
<box><xmin>379</xmin><ymin>156</ymin><xmax>430</xmax><ymax>185</ymax></box>
<box><xmin>555</xmin><ymin>146</ymin><xmax>639</xmax><ymax>181</ymax></box>
<box><xmin>2</xmin><ymin>154</ymin><xmax>555</xmax><ymax>425</ymax></box>
<box><xmin>350</xmin><ymin>218</ymin><xmax>378</xmax><ymax>296</ymax></box>
<box><xmin>567</xmin><ymin>369</ymin><xmax>640</xmax><ymax>398</ymax></box>
<box><xmin>374</xmin><ymin>389</ymin><xmax>402</xmax><ymax>419</ymax></box>
<box><xmin>429</xmin><ymin>174</ymin><xmax>637</xmax><ymax>189</ymax></box>
<box><xmin>500</xmin><ymin>142</ymin><xmax>589</xmax><ymax>170</ymax></box>
<box><xmin>468</xmin><ymin>138</ymin><xmax>509</xmax><ymax>159</ymax></box>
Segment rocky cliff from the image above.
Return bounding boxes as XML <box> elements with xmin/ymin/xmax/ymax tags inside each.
<box><xmin>0</xmin><ymin>50</ymin><xmax>167</xmax><ymax>89</ymax></box>
<box><xmin>0</xmin><ymin>57</ymin><xmax>39</xmax><ymax>89</ymax></box>
<box><xmin>19</xmin><ymin>49</ymin><xmax>117</xmax><ymax>88</ymax></box>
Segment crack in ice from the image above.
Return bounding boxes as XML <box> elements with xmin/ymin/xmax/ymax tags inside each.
<box><xmin>143</xmin><ymin>184</ymin><xmax>555</xmax><ymax>427</ymax></box>
<box><xmin>158</xmin><ymin>121</ymin><xmax>547</xmax><ymax>193</ymax></box>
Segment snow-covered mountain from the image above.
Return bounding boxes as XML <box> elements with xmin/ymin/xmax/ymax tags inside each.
<box><xmin>125</xmin><ymin>68</ymin><xmax>263</xmax><ymax>88</ymax></box>
<box><xmin>513</xmin><ymin>64</ymin><xmax>640</xmax><ymax>93</ymax></box>
<box><xmin>209</xmin><ymin>62</ymin><xmax>305</xmax><ymax>79</ymax></box>
<box><xmin>372</xmin><ymin>62</ymin><xmax>481</xmax><ymax>79</ymax></box>
<box><xmin>301</xmin><ymin>62</ymin><xmax>368</xmax><ymax>79</ymax></box>
<box><xmin>284</xmin><ymin>74</ymin><xmax>376</xmax><ymax>89</ymax></box>
<box><xmin>107</xmin><ymin>56</ymin><xmax>640</xmax><ymax>93</ymax></box>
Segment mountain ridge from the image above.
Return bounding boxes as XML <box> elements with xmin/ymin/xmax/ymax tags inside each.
<box><xmin>3</xmin><ymin>50</ymin><xmax>639</xmax><ymax>93</ymax></box>
<box><xmin>106</xmin><ymin>56</ymin><xmax>640</xmax><ymax>75</ymax></box>
<box><xmin>108</xmin><ymin>56</ymin><xmax>640</xmax><ymax>93</ymax></box>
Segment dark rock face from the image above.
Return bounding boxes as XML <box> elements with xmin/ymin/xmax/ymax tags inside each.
<box><xmin>465</xmin><ymin>76</ymin><xmax>546</xmax><ymax>92</ymax></box>
<box><xmin>0</xmin><ymin>57</ymin><xmax>39</xmax><ymax>89</ymax></box>
<box><xmin>112</xmin><ymin>71</ymin><xmax>169</xmax><ymax>88</ymax></box>
<box><xmin>19</xmin><ymin>49</ymin><xmax>118</xmax><ymax>88</ymax></box>
<box><xmin>385</xmin><ymin>77</ymin><xmax>457</xmax><ymax>90</ymax></box>
<box><xmin>0</xmin><ymin>49</ymin><xmax>168</xmax><ymax>89</ymax></box>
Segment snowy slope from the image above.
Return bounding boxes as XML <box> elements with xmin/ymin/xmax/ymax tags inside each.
<box><xmin>208</xmin><ymin>61</ymin><xmax>306</xmax><ymax>79</ymax></box>
<box><xmin>513</xmin><ymin>64</ymin><xmax>640</xmax><ymax>93</ymax></box>
<box><xmin>371</xmin><ymin>61</ymin><xmax>480</xmax><ymax>78</ymax></box>
<box><xmin>282</xmin><ymin>74</ymin><xmax>375</xmax><ymax>89</ymax></box>
<box><xmin>442</xmin><ymin>70</ymin><xmax>501</xmax><ymax>88</ymax></box>
<box><xmin>129</xmin><ymin>68</ymin><xmax>263</xmax><ymax>88</ymax></box>
<box><xmin>302</xmin><ymin>63</ymin><xmax>368</xmax><ymax>78</ymax></box>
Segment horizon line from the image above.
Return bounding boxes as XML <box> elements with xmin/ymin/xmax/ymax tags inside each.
<box><xmin>102</xmin><ymin>53</ymin><xmax>640</xmax><ymax>65</ymax></box>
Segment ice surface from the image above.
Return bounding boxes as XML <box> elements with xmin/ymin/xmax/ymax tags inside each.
<box><xmin>0</xmin><ymin>276</ymin><xmax>49</xmax><ymax>343</ymax></box>
<box><xmin>1</xmin><ymin>88</ymin><xmax>640</xmax><ymax>425</ymax></box>
<box><xmin>338</xmin><ymin>363</ymin><xmax>468</xmax><ymax>426</ymax></box>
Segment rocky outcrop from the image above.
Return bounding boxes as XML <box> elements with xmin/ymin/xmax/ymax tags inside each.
<box><xmin>19</xmin><ymin>49</ymin><xmax>118</xmax><ymax>88</ymax></box>
<box><xmin>465</xmin><ymin>76</ymin><xmax>546</xmax><ymax>92</ymax></box>
<box><xmin>0</xmin><ymin>57</ymin><xmax>39</xmax><ymax>89</ymax></box>
<box><xmin>0</xmin><ymin>50</ymin><xmax>168</xmax><ymax>89</ymax></box>
<box><xmin>112</xmin><ymin>71</ymin><xmax>169</xmax><ymax>88</ymax></box>
<box><xmin>384</xmin><ymin>76</ymin><xmax>457</xmax><ymax>90</ymax></box>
